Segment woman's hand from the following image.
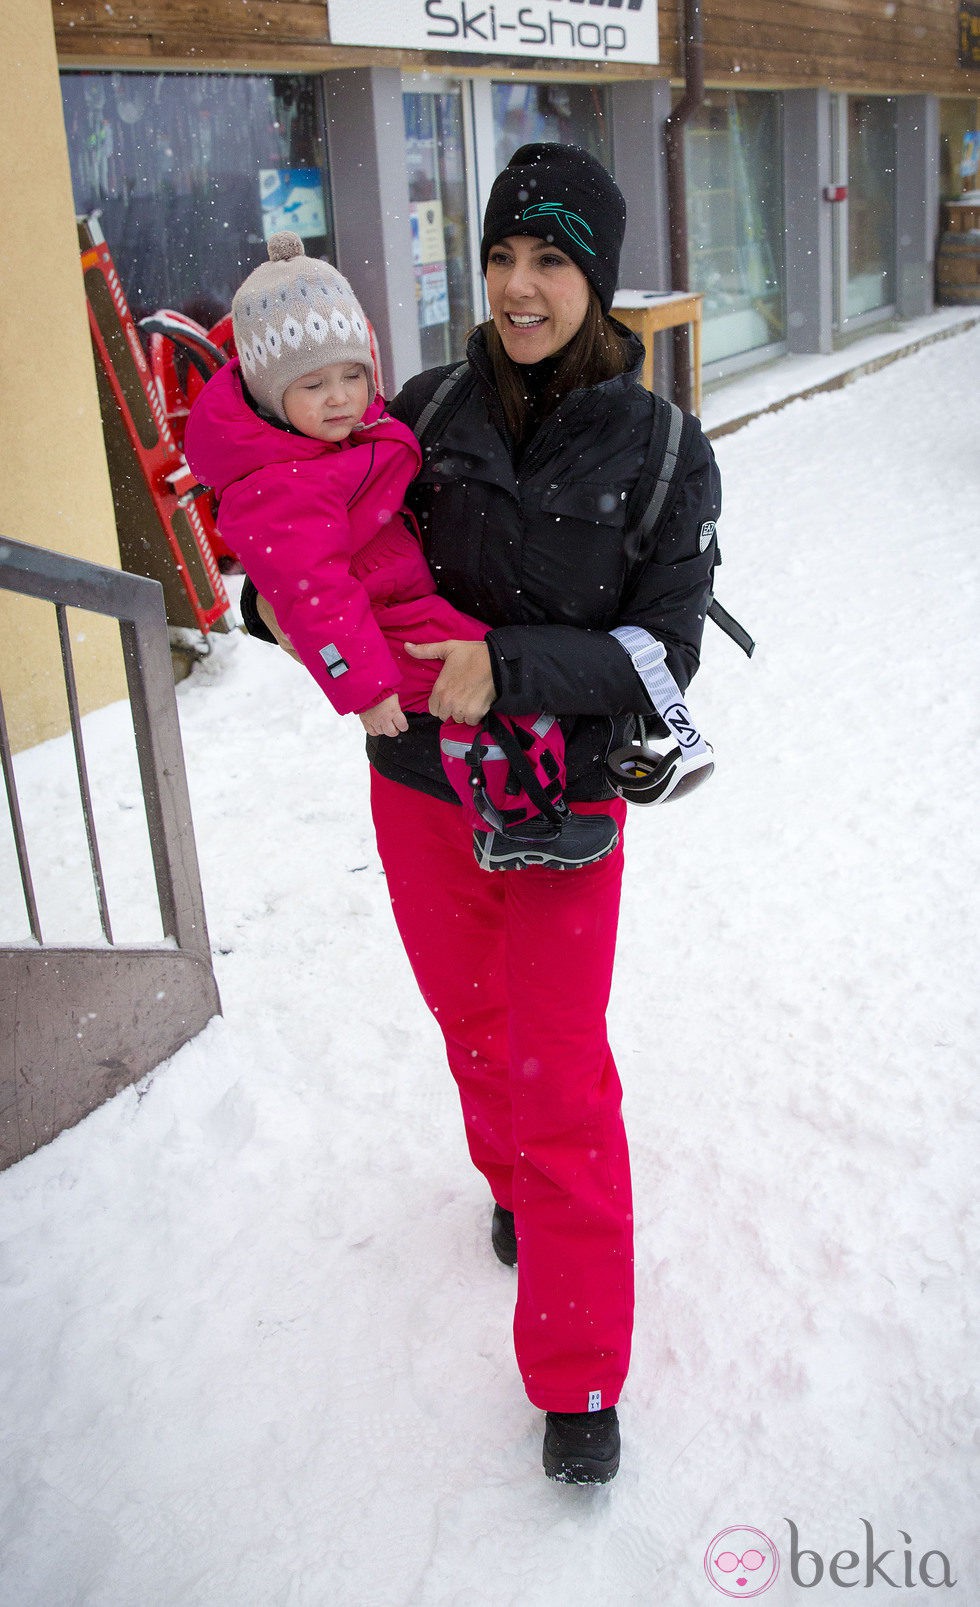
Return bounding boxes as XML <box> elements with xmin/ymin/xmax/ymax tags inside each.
<box><xmin>404</xmin><ymin>640</ymin><xmax>495</xmax><ymax>725</ymax></box>
<box><xmin>358</xmin><ymin>694</ymin><xmax>408</xmax><ymax>738</ymax></box>
<box><xmin>255</xmin><ymin>593</ymin><xmax>301</xmax><ymax>661</ymax></box>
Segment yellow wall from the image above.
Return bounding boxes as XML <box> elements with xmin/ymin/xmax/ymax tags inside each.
<box><xmin>0</xmin><ymin>0</ymin><xmax>125</xmax><ymax>752</ymax></box>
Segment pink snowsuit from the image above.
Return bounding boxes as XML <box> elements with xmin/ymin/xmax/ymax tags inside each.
<box><xmin>184</xmin><ymin>361</ymin><xmax>565</xmax><ymax>827</ymax></box>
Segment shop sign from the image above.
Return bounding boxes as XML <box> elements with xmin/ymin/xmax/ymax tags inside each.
<box><xmin>328</xmin><ymin>0</ymin><xmax>659</xmax><ymax>66</ymax></box>
<box><xmin>959</xmin><ymin>0</ymin><xmax>980</xmax><ymax>66</ymax></box>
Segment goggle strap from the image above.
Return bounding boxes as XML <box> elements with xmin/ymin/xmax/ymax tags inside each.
<box><xmin>609</xmin><ymin>625</ymin><xmax>710</xmax><ymax>761</ymax></box>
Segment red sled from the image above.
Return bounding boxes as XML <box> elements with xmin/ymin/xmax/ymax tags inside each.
<box><xmin>137</xmin><ymin>309</ymin><xmax>237</xmax><ymax>565</ymax></box>
<box><xmin>79</xmin><ymin>214</ymin><xmax>233</xmax><ymax>634</ymax></box>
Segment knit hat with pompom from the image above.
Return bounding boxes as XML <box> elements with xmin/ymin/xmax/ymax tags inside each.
<box><xmin>231</xmin><ymin>232</ymin><xmax>375</xmax><ymax>422</ymax></box>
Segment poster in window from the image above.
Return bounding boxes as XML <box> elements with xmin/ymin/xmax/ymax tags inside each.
<box><xmin>417</xmin><ymin>262</ymin><xmax>451</xmax><ymax>327</ymax></box>
<box><xmin>410</xmin><ymin>200</ymin><xmax>446</xmax><ymax>267</ymax></box>
<box><xmin>959</xmin><ymin>1</ymin><xmax>980</xmax><ymax>66</ymax></box>
<box><xmin>260</xmin><ymin>169</ymin><xmax>327</xmax><ymax>240</ymax></box>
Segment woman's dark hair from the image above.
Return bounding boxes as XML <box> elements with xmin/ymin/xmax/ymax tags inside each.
<box><xmin>481</xmin><ymin>288</ymin><xmax>630</xmax><ymax>443</ymax></box>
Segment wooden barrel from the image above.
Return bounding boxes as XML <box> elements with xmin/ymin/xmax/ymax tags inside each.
<box><xmin>941</xmin><ymin>198</ymin><xmax>980</xmax><ymax>234</ymax></box>
<box><xmin>936</xmin><ymin>231</ymin><xmax>980</xmax><ymax>304</ymax></box>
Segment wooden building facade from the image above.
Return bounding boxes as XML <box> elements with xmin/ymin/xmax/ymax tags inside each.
<box><xmin>51</xmin><ymin>0</ymin><xmax>980</xmax><ymax>390</ymax></box>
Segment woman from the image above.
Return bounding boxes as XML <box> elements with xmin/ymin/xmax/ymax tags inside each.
<box><xmin>244</xmin><ymin>143</ymin><xmax>721</xmax><ymax>1484</ymax></box>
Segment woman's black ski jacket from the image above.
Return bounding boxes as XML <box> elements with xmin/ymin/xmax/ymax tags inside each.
<box><xmin>244</xmin><ymin>324</ymin><xmax>722</xmax><ymax>804</ymax></box>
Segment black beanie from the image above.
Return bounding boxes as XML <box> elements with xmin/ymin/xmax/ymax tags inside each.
<box><xmin>480</xmin><ymin>143</ymin><xmax>626</xmax><ymax>314</ymax></box>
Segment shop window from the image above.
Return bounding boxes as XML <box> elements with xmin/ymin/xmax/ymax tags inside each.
<box><xmin>491</xmin><ymin>83</ymin><xmax>611</xmax><ymax>172</ymax></box>
<box><xmin>683</xmin><ymin>93</ymin><xmax>785</xmax><ymax>366</ymax></box>
<box><xmin>939</xmin><ymin>98</ymin><xmax>980</xmax><ymax>199</ymax></box>
<box><xmin>60</xmin><ymin>72</ymin><xmax>334</xmax><ymax>325</ymax></box>
<box><xmin>844</xmin><ymin>98</ymin><xmax>896</xmax><ymax>321</ymax></box>
<box><xmin>403</xmin><ymin>86</ymin><xmax>475</xmax><ymax>369</ymax></box>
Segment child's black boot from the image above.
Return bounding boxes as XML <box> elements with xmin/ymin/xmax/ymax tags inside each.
<box><xmin>542</xmin><ymin>1406</ymin><xmax>620</xmax><ymax>1484</ymax></box>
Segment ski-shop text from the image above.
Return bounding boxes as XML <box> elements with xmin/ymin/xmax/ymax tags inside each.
<box><xmin>423</xmin><ymin>1</ymin><xmax>629</xmax><ymax>57</ymax></box>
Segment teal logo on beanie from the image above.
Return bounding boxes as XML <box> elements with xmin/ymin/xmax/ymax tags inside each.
<box><xmin>520</xmin><ymin>201</ymin><xmax>597</xmax><ymax>256</ymax></box>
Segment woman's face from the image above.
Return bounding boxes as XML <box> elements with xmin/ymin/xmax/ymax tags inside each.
<box><xmin>485</xmin><ymin>235</ymin><xmax>591</xmax><ymax>364</ymax></box>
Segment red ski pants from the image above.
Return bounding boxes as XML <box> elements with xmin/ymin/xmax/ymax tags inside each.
<box><xmin>370</xmin><ymin>769</ymin><xmax>634</xmax><ymax>1412</ymax></box>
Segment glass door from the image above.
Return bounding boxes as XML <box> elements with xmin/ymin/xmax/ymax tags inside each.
<box><xmin>683</xmin><ymin>92</ymin><xmax>786</xmax><ymax>368</ymax></box>
<box><xmin>399</xmin><ymin>76</ymin><xmax>615</xmax><ymax>356</ymax></box>
<box><xmin>831</xmin><ymin>95</ymin><xmax>897</xmax><ymax>332</ymax></box>
<box><xmin>401</xmin><ymin>78</ymin><xmax>476</xmax><ymax>368</ymax></box>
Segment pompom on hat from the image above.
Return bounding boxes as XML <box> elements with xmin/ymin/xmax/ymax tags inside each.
<box><xmin>231</xmin><ymin>231</ymin><xmax>375</xmax><ymax>422</ymax></box>
<box><xmin>480</xmin><ymin>143</ymin><xmax>626</xmax><ymax>314</ymax></box>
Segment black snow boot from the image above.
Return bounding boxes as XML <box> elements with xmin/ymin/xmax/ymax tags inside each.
<box><xmin>473</xmin><ymin>810</ymin><xmax>618</xmax><ymax>872</ymax></box>
<box><xmin>491</xmin><ymin>1203</ymin><xmax>517</xmax><ymax>1267</ymax></box>
<box><xmin>542</xmin><ymin>1407</ymin><xmax>620</xmax><ymax>1484</ymax></box>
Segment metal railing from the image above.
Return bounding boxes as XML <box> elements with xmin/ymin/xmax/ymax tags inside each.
<box><xmin>0</xmin><ymin>535</ymin><xmax>221</xmax><ymax>1169</ymax></box>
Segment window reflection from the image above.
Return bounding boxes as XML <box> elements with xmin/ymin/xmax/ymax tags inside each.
<box><xmin>491</xmin><ymin>82</ymin><xmax>611</xmax><ymax>171</ymax></box>
<box><xmin>60</xmin><ymin>72</ymin><xmax>334</xmax><ymax>324</ymax></box>
<box><xmin>684</xmin><ymin>92</ymin><xmax>786</xmax><ymax>365</ymax></box>
<box><xmin>845</xmin><ymin>97</ymin><xmax>896</xmax><ymax>319</ymax></box>
<box><xmin>403</xmin><ymin>87</ymin><xmax>474</xmax><ymax>367</ymax></box>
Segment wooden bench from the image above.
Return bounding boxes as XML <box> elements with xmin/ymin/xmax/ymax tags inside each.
<box><xmin>612</xmin><ymin>289</ymin><xmax>704</xmax><ymax>414</ymax></box>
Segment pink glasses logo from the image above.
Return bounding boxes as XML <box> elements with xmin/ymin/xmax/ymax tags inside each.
<box><xmin>704</xmin><ymin>1526</ymin><xmax>780</xmax><ymax>1598</ymax></box>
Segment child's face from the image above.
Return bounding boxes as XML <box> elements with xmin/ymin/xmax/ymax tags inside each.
<box><xmin>282</xmin><ymin>362</ymin><xmax>371</xmax><ymax>442</ymax></box>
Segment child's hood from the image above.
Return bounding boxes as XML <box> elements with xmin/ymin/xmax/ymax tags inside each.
<box><xmin>184</xmin><ymin>360</ymin><xmax>420</xmax><ymax>497</ymax></box>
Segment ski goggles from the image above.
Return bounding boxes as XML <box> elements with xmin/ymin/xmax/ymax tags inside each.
<box><xmin>606</xmin><ymin>737</ymin><xmax>714</xmax><ymax>805</ymax></box>
<box><xmin>606</xmin><ymin>625</ymin><xmax>715</xmax><ymax>804</ymax></box>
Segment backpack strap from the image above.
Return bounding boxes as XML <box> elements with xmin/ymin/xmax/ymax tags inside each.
<box><xmin>412</xmin><ymin>361</ymin><xmax>473</xmax><ymax>446</ymax></box>
<box><xmin>707</xmin><ymin>596</ymin><xmax>755</xmax><ymax>658</ymax></box>
<box><xmin>631</xmin><ymin>399</ymin><xmax>686</xmax><ymax>550</ymax></box>
<box><xmin>622</xmin><ymin>394</ymin><xmax>680</xmax><ymax>571</ymax></box>
<box><xmin>626</xmin><ymin>393</ymin><xmax>756</xmax><ymax>659</ymax></box>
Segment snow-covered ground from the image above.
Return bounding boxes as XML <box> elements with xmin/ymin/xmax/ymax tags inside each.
<box><xmin>1</xmin><ymin>326</ymin><xmax>978</xmax><ymax>1605</ymax></box>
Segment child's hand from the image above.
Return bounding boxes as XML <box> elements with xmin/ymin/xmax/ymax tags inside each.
<box><xmin>358</xmin><ymin>694</ymin><xmax>408</xmax><ymax>737</ymax></box>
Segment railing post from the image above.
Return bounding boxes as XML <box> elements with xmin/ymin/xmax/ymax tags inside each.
<box><xmin>119</xmin><ymin>597</ymin><xmax>212</xmax><ymax>959</ymax></box>
<box><xmin>0</xmin><ymin>534</ymin><xmax>221</xmax><ymax>1168</ymax></box>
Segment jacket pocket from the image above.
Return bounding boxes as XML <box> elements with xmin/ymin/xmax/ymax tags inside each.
<box><xmin>525</xmin><ymin>481</ymin><xmax>629</xmax><ymax>627</ymax></box>
<box><xmin>413</xmin><ymin>451</ymin><xmax>518</xmax><ymax>621</ymax></box>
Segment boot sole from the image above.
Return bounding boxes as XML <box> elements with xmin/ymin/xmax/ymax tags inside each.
<box><xmin>542</xmin><ymin>1449</ymin><xmax>620</xmax><ymax>1484</ymax></box>
<box><xmin>474</xmin><ymin>835</ymin><xmax>619</xmax><ymax>873</ymax></box>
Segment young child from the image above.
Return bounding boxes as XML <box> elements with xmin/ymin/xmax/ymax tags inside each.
<box><xmin>184</xmin><ymin>232</ymin><xmax>618</xmax><ymax>871</ymax></box>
